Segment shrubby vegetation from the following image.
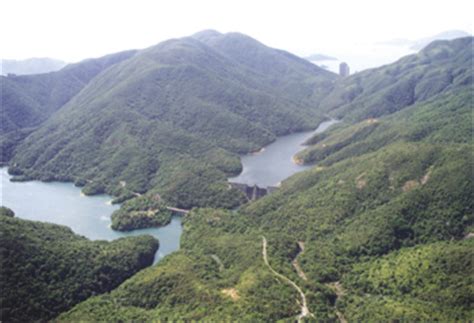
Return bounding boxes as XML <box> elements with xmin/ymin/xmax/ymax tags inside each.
<box><xmin>0</xmin><ymin>50</ymin><xmax>137</xmax><ymax>164</ymax></box>
<box><xmin>340</xmin><ymin>240</ymin><xmax>474</xmax><ymax>321</ymax></box>
<box><xmin>59</xmin><ymin>37</ymin><xmax>473</xmax><ymax>321</ymax></box>
<box><xmin>297</xmin><ymin>87</ymin><xmax>472</xmax><ymax>165</ymax></box>
<box><xmin>318</xmin><ymin>37</ymin><xmax>472</xmax><ymax>121</ymax></box>
<box><xmin>7</xmin><ymin>31</ymin><xmax>335</xmax><ymax>210</ymax></box>
<box><xmin>0</xmin><ymin>215</ymin><xmax>159</xmax><ymax>322</ymax></box>
<box><xmin>59</xmin><ymin>208</ymin><xmax>336</xmax><ymax>321</ymax></box>
<box><xmin>111</xmin><ymin>195</ymin><xmax>172</xmax><ymax>231</ymax></box>
<box><xmin>3</xmin><ymin>36</ymin><xmax>473</xmax><ymax>321</ymax></box>
<box><xmin>60</xmin><ymin>127</ymin><xmax>473</xmax><ymax>321</ymax></box>
<box><xmin>0</xmin><ymin>206</ymin><xmax>15</xmax><ymax>217</ymax></box>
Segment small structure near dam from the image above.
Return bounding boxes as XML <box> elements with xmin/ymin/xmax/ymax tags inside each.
<box><xmin>230</xmin><ymin>183</ymin><xmax>278</xmax><ymax>201</ymax></box>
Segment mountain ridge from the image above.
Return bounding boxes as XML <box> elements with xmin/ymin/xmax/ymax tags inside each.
<box><xmin>7</xmin><ymin>31</ymin><xmax>337</xmax><ymax>209</ymax></box>
<box><xmin>2</xmin><ymin>33</ymin><xmax>472</xmax><ymax>321</ymax></box>
<box><xmin>0</xmin><ymin>49</ymin><xmax>137</xmax><ymax>163</ymax></box>
<box><xmin>318</xmin><ymin>37</ymin><xmax>473</xmax><ymax>121</ymax></box>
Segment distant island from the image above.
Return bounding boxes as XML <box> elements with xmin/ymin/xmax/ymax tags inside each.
<box><xmin>1</xmin><ymin>57</ymin><xmax>67</xmax><ymax>75</ymax></box>
<box><xmin>304</xmin><ymin>53</ymin><xmax>338</xmax><ymax>61</ymax></box>
<box><xmin>378</xmin><ymin>29</ymin><xmax>471</xmax><ymax>50</ymax></box>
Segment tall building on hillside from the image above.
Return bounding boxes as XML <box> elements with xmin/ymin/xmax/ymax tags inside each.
<box><xmin>339</xmin><ymin>62</ymin><xmax>350</xmax><ymax>77</ymax></box>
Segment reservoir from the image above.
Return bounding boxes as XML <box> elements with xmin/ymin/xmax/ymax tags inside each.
<box><xmin>0</xmin><ymin>168</ymin><xmax>182</xmax><ymax>263</ymax></box>
<box><xmin>1</xmin><ymin>119</ymin><xmax>337</xmax><ymax>263</ymax></box>
<box><xmin>229</xmin><ymin>119</ymin><xmax>339</xmax><ymax>187</ymax></box>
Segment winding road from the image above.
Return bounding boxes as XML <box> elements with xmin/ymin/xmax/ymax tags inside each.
<box><xmin>262</xmin><ymin>236</ymin><xmax>314</xmax><ymax>322</ymax></box>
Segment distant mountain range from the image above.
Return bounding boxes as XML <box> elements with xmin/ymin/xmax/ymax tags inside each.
<box><xmin>304</xmin><ymin>53</ymin><xmax>338</xmax><ymax>61</ymax></box>
<box><xmin>1</xmin><ymin>57</ymin><xmax>67</xmax><ymax>75</ymax></box>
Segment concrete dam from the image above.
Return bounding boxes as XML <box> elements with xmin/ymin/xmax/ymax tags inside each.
<box><xmin>229</xmin><ymin>183</ymin><xmax>278</xmax><ymax>201</ymax></box>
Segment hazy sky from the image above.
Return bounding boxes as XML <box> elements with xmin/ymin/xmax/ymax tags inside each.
<box><xmin>1</xmin><ymin>0</ymin><xmax>473</xmax><ymax>62</ymax></box>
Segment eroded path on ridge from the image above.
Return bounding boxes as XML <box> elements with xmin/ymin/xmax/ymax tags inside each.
<box><xmin>262</xmin><ymin>236</ymin><xmax>314</xmax><ymax>322</ymax></box>
<box><xmin>292</xmin><ymin>241</ymin><xmax>308</xmax><ymax>281</ymax></box>
<box><xmin>327</xmin><ymin>281</ymin><xmax>348</xmax><ymax>323</ymax></box>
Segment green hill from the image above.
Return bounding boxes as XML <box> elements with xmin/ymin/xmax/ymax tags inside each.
<box><xmin>319</xmin><ymin>37</ymin><xmax>472</xmax><ymax>121</ymax></box>
<box><xmin>0</xmin><ymin>213</ymin><xmax>158</xmax><ymax>322</ymax></box>
<box><xmin>58</xmin><ymin>208</ymin><xmax>312</xmax><ymax>321</ymax></box>
<box><xmin>58</xmin><ymin>140</ymin><xmax>473</xmax><ymax>321</ymax></box>
<box><xmin>0</xmin><ymin>50</ymin><xmax>137</xmax><ymax>163</ymax></box>
<box><xmin>341</xmin><ymin>239</ymin><xmax>473</xmax><ymax>321</ymax></box>
<box><xmin>8</xmin><ymin>31</ymin><xmax>337</xmax><ymax>209</ymax></box>
<box><xmin>296</xmin><ymin>87</ymin><xmax>471</xmax><ymax>165</ymax></box>
<box><xmin>57</xmin><ymin>37</ymin><xmax>473</xmax><ymax>321</ymax></box>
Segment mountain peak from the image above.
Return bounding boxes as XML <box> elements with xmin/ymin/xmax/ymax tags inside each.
<box><xmin>191</xmin><ymin>29</ymin><xmax>223</xmax><ymax>42</ymax></box>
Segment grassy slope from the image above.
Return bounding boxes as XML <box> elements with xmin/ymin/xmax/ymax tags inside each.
<box><xmin>0</xmin><ymin>214</ymin><xmax>158</xmax><ymax>322</ymax></box>
<box><xmin>9</xmin><ymin>31</ymin><xmax>336</xmax><ymax>209</ymax></box>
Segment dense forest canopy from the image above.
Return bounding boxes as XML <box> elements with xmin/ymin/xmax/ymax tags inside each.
<box><xmin>0</xmin><ymin>214</ymin><xmax>159</xmax><ymax>322</ymax></box>
<box><xmin>5</xmin><ymin>31</ymin><xmax>337</xmax><ymax>210</ymax></box>
<box><xmin>1</xmin><ymin>34</ymin><xmax>472</xmax><ymax>321</ymax></box>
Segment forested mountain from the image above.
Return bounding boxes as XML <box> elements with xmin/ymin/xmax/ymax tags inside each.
<box><xmin>1</xmin><ymin>57</ymin><xmax>66</xmax><ymax>76</ymax></box>
<box><xmin>0</xmin><ymin>213</ymin><xmax>158</xmax><ymax>322</ymax></box>
<box><xmin>318</xmin><ymin>37</ymin><xmax>472</xmax><ymax>121</ymax></box>
<box><xmin>57</xmin><ymin>37</ymin><xmax>473</xmax><ymax>321</ymax></box>
<box><xmin>296</xmin><ymin>87</ymin><xmax>471</xmax><ymax>165</ymax></box>
<box><xmin>0</xmin><ymin>50</ymin><xmax>137</xmax><ymax>162</ymax></box>
<box><xmin>7</xmin><ymin>30</ymin><xmax>337</xmax><ymax>209</ymax></box>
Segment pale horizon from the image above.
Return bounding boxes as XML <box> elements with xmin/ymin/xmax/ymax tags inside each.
<box><xmin>1</xmin><ymin>0</ymin><xmax>473</xmax><ymax>63</ymax></box>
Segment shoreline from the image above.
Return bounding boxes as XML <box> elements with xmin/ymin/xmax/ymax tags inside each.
<box><xmin>292</xmin><ymin>155</ymin><xmax>305</xmax><ymax>166</ymax></box>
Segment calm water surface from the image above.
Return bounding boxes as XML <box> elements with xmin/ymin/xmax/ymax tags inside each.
<box><xmin>0</xmin><ymin>168</ymin><xmax>182</xmax><ymax>263</ymax></box>
<box><xmin>229</xmin><ymin>119</ymin><xmax>339</xmax><ymax>187</ymax></box>
<box><xmin>1</xmin><ymin>120</ymin><xmax>337</xmax><ymax>262</ymax></box>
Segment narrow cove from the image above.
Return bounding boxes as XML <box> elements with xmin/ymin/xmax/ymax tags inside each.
<box><xmin>229</xmin><ymin>119</ymin><xmax>339</xmax><ymax>187</ymax></box>
<box><xmin>0</xmin><ymin>167</ymin><xmax>181</xmax><ymax>263</ymax></box>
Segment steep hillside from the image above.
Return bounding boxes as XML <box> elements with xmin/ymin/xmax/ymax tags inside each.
<box><xmin>57</xmin><ymin>37</ymin><xmax>473</xmax><ymax>321</ymax></box>
<box><xmin>319</xmin><ymin>37</ymin><xmax>472</xmax><ymax>121</ymax></box>
<box><xmin>58</xmin><ymin>141</ymin><xmax>473</xmax><ymax>321</ymax></box>
<box><xmin>0</xmin><ymin>50</ymin><xmax>137</xmax><ymax>162</ymax></box>
<box><xmin>0</xmin><ymin>213</ymin><xmax>158</xmax><ymax>322</ymax></box>
<box><xmin>2</xmin><ymin>50</ymin><xmax>137</xmax><ymax>133</ymax></box>
<box><xmin>193</xmin><ymin>30</ymin><xmax>336</xmax><ymax>103</ymax></box>
<box><xmin>58</xmin><ymin>208</ymin><xmax>336</xmax><ymax>321</ymax></box>
<box><xmin>341</xmin><ymin>239</ymin><xmax>473</xmax><ymax>321</ymax></box>
<box><xmin>296</xmin><ymin>87</ymin><xmax>471</xmax><ymax>165</ymax></box>
<box><xmin>9</xmin><ymin>31</ymin><xmax>337</xmax><ymax>209</ymax></box>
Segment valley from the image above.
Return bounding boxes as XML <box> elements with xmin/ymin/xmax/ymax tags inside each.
<box><xmin>1</xmin><ymin>30</ymin><xmax>472</xmax><ymax>322</ymax></box>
